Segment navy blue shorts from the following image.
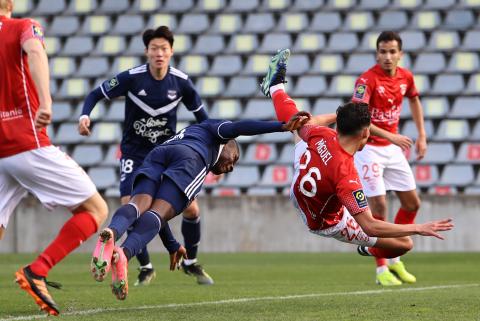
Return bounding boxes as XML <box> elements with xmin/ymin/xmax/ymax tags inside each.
<box><xmin>132</xmin><ymin>145</ymin><xmax>207</xmax><ymax>210</ymax></box>
<box><xmin>119</xmin><ymin>153</ymin><xmax>146</xmax><ymax>197</ymax></box>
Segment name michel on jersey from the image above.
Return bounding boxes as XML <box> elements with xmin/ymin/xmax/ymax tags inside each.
<box><xmin>133</xmin><ymin>117</ymin><xmax>171</xmax><ymax>143</ymax></box>
<box><xmin>315</xmin><ymin>139</ymin><xmax>332</xmax><ymax>165</ymax></box>
<box><xmin>0</xmin><ymin>108</ymin><xmax>23</xmax><ymax>121</ymax></box>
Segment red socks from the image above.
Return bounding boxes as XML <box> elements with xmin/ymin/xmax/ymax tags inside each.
<box><xmin>394</xmin><ymin>208</ymin><xmax>417</xmax><ymax>225</ymax></box>
<box><xmin>271</xmin><ymin>89</ymin><xmax>299</xmax><ymax>123</ymax></box>
<box><xmin>29</xmin><ymin>212</ymin><xmax>98</xmax><ymax>277</ymax></box>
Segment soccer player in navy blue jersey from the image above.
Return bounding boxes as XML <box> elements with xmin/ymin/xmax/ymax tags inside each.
<box><xmin>91</xmin><ymin>113</ymin><xmax>310</xmax><ymax>300</ymax></box>
<box><xmin>78</xmin><ymin>26</ymin><xmax>213</xmax><ymax>285</ymax></box>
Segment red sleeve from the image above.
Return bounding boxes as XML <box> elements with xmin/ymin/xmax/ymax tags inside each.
<box><xmin>298</xmin><ymin>124</ymin><xmax>326</xmax><ymax>142</ymax></box>
<box><xmin>405</xmin><ymin>70</ymin><xmax>419</xmax><ymax>98</ymax></box>
<box><xmin>336</xmin><ymin>172</ymin><xmax>369</xmax><ymax>215</ymax></box>
<box><xmin>351</xmin><ymin>74</ymin><xmax>374</xmax><ymax>104</ymax></box>
<box><xmin>20</xmin><ymin>19</ymin><xmax>45</xmax><ymax>48</ymax></box>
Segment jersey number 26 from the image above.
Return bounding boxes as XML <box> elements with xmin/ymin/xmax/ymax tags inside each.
<box><xmin>299</xmin><ymin>150</ymin><xmax>321</xmax><ymax>198</ymax></box>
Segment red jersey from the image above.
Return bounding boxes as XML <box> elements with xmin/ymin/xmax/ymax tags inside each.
<box><xmin>0</xmin><ymin>15</ymin><xmax>51</xmax><ymax>158</ymax></box>
<box><xmin>293</xmin><ymin>126</ymin><xmax>369</xmax><ymax>230</ymax></box>
<box><xmin>351</xmin><ymin>64</ymin><xmax>418</xmax><ymax>146</ymax></box>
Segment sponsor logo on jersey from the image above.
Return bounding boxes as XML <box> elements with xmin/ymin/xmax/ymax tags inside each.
<box><xmin>133</xmin><ymin>117</ymin><xmax>171</xmax><ymax>144</ymax></box>
<box><xmin>138</xmin><ymin>89</ymin><xmax>147</xmax><ymax>96</ymax></box>
<box><xmin>377</xmin><ymin>86</ymin><xmax>385</xmax><ymax>95</ymax></box>
<box><xmin>354</xmin><ymin>84</ymin><xmax>366</xmax><ymax>99</ymax></box>
<box><xmin>32</xmin><ymin>25</ymin><xmax>44</xmax><ymax>40</ymax></box>
<box><xmin>400</xmin><ymin>84</ymin><xmax>407</xmax><ymax>96</ymax></box>
<box><xmin>0</xmin><ymin>108</ymin><xmax>23</xmax><ymax>121</ymax></box>
<box><xmin>352</xmin><ymin>189</ymin><xmax>368</xmax><ymax>208</ymax></box>
<box><xmin>167</xmin><ymin>90</ymin><xmax>177</xmax><ymax>100</ymax></box>
<box><xmin>105</xmin><ymin>77</ymin><xmax>119</xmax><ymax>91</ymax></box>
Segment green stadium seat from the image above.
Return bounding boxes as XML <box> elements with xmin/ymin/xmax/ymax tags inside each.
<box><xmin>50</xmin><ymin>57</ymin><xmax>76</xmax><ymax>79</ymax></box>
<box><xmin>435</xmin><ymin>119</ymin><xmax>470</xmax><ymax>142</ymax></box>
<box><xmin>310</xmin><ymin>12</ymin><xmax>341</xmax><ymax>32</ymax></box>
<box><xmin>195</xmin><ymin>0</ymin><xmax>227</xmax><ymax>12</ymax></box>
<box><xmin>12</xmin><ymin>0</ymin><xmax>34</xmax><ymax>15</ymax></box>
<box><xmin>292</xmin><ymin>33</ymin><xmax>326</xmax><ymax>53</ymax></box>
<box><xmin>262</xmin><ymin>0</ymin><xmax>292</xmax><ymax>11</ymax></box>
<box><xmin>312</xmin><ymin>54</ymin><xmax>344</xmax><ymax>75</ymax></box>
<box><xmin>447</xmin><ymin>52</ymin><xmax>479</xmax><ymax>73</ymax></box>
<box><xmin>52</xmin><ymin>102</ymin><xmax>73</xmax><ymax>123</ymax></box>
<box><xmin>461</xmin><ymin>30</ymin><xmax>480</xmax><ymax>50</ymax></box>
<box><xmin>392</xmin><ymin>0</ymin><xmax>422</xmax><ymax>10</ymax></box>
<box><xmin>244</xmin><ymin>13</ymin><xmax>275</xmax><ymax>34</ymax></box>
<box><xmin>94</xmin><ymin>36</ymin><xmax>127</xmax><ymax>56</ymax></box>
<box><xmin>57</xmin><ymin>78</ymin><xmax>90</xmax><ymax>98</ymax></box>
<box><xmin>80</xmin><ymin>15</ymin><xmax>110</xmax><ymax>36</ymax></box>
<box><xmin>66</xmin><ymin>0</ymin><xmax>97</xmax><ymax>14</ymax></box>
<box><xmin>277</xmin><ymin>13</ymin><xmax>309</xmax><ymax>32</ymax></box>
<box><xmin>111</xmin><ymin>57</ymin><xmax>142</xmax><ymax>76</ymax></box>
<box><xmin>428</xmin><ymin>31</ymin><xmax>460</xmax><ymax>51</ymax></box>
<box><xmin>210</xmin><ymin>14</ymin><xmax>242</xmax><ymax>34</ymax></box>
<box><xmin>48</xmin><ymin>16</ymin><xmax>79</xmax><ymax>36</ymax></box>
<box><xmin>326</xmin><ymin>75</ymin><xmax>357</xmax><ymax>96</ymax></box>
<box><xmin>178</xmin><ymin>55</ymin><xmax>209</xmax><ymax>76</ymax></box>
<box><xmin>112</xmin><ymin>15</ymin><xmax>145</xmax><ymax>35</ymax></box>
<box><xmin>421</xmin><ymin>97</ymin><xmax>449</xmax><ymax>119</ymax></box>
<box><xmin>343</xmin><ymin>12</ymin><xmax>374</xmax><ymax>32</ymax></box>
<box><xmin>130</xmin><ymin>0</ymin><xmax>161</xmax><ymax>13</ymax></box>
<box><xmin>227</xmin><ymin>34</ymin><xmax>258</xmax><ymax>54</ymax></box>
<box><xmin>410</xmin><ymin>11</ymin><xmax>441</xmax><ymax>30</ymax></box>
<box><xmin>209</xmin><ymin>55</ymin><xmax>242</xmax><ymax>76</ymax></box>
<box><xmin>359</xmin><ymin>31</ymin><xmax>379</xmax><ymax>52</ymax></box>
<box><xmin>102</xmin><ymin>144</ymin><xmax>120</xmax><ymax>167</ymax></box>
<box><xmin>196</xmin><ymin>77</ymin><xmax>225</xmax><ymax>97</ymax></box>
<box><xmin>192</xmin><ymin>35</ymin><xmax>225</xmax><ymax>55</ymax></box>
<box><xmin>146</xmin><ymin>14</ymin><xmax>177</xmax><ymax>30</ymax></box>
<box><xmin>209</xmin><ymin>99</ymin><xmax>241</xmax><ymax>119</ymax></box>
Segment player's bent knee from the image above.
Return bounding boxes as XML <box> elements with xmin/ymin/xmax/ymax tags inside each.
<box><xmin>399</xmin><ymin>236</ymin><xmax>414</xmax><ymax>252</ymax></box>
<box><xmin>182</xmin><ymin>200</ymin><xmax>200</xmax><ymax>219</ymax></box>
<box><xmin>74</xmin><ymin>192</ymin><xmax>108</xmax><ymax>227</ymax></box>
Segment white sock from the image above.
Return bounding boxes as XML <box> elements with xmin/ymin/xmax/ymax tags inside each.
<box><xmin>140</xmin><ymin>263</ymin><xmax>153</xmax><ymax>269</ymax></box>
<box><xmin>183</xmin><ymin>258</ymin><xmax>198</xmax><ymax>266</ymax></box>
<box><xmin>376</xmin><ymin>265</ymin><xmax>388</xmax><ymax>274</ymax></box>
<box><xmin>389</xmin><ymin>257</ymin><xmax>400</xmax><ymax>265</ymax></box>
<box><xmin>269</xmin><ymin>83</ymin><xmax>285</xmax><ymax>96</ymax></box>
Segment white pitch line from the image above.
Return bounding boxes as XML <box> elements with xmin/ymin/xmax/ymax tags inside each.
<box><xmin>1</xmin><ymin>283</ymin><xmax>478</xmax><ymax>321</ymax></box>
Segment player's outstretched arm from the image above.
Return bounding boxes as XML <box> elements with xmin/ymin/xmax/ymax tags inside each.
<box><xmin>354</xmin><ymin>209</ymin><xmax>453</xmax><ymax>239</ymax></box>
<box><xmin>309</xmin><ymin>113</ymin><xmax>337</xmax><ymax>127</ymax></box>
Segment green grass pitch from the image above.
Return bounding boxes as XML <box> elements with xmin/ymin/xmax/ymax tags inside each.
<box><xmin>1</xmin><ymin>252</ymin><xmax>479</xmax><ymax>321</ymax></box>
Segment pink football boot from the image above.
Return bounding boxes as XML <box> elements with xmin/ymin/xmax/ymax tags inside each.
<box><xmin>91</xmin><ymin>228</ymin><xmax>115</xmax><ymax>282</ymax></box>
<box><xmin>111</xmin><ymin>246</ymin><xmax>128</xmax><ymax>300</ymax></box>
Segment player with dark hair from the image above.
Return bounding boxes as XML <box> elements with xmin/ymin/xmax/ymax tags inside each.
<box><xmin>259</xmin><ymin>49</ymin><xmax>452</xmax><ymax>274</ymax></box>
<box><xmin>0</xmin><ymin>0</ymin><xmax>108</xmax><ymax>315</ymax></box>
<box><xmin>79</xmin><ymin>26</ymin><xmax>214</xmax><ymax>285</ymax></box>
<box><xmin>351</xmin><ymin>31</ymin><xmax>427</xmax><ymax>286</ymax></box>
<box><xmin>91</xmin><ymin>114</ymin><xmax>310</xmax><ymax>300</ymax></box>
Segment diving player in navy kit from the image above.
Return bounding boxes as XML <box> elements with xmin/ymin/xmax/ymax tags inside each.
<box><xmin>92</xmin><ymin>113</ymin><xmax>310</xmax><ymax>300</ymax></box>
<box><xmin>78</xmin><ymin>26</ymin><xmax>213</xmax><ymax>285</ymax></box>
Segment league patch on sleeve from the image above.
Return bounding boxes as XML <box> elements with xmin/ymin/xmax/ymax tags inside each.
<box><xmin>32</xmin><ymin>25</ymin><xmax>44</xmax><ymax>40</ymax></box>
<box><xmin>104</xmin><ymin>77</ymin><xmax>119</xmax><ymax>92</ymax></box>
<box><xmin>354</xmin><ymin>84</ymin><xmax>366</xmax><ymax>100</ymax></box>
<box><xmin>352</xmin><ymin>189</ymin><xmax>368</xmax><ymax>208</ymax></box>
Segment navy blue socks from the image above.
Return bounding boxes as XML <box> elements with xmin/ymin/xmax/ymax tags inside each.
<box><xmin>182</xmin><ymin>217</ymin><xmax>201</xmax><ymax>260</ymax></box>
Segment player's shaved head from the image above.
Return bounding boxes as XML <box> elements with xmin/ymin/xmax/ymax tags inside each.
<box><xmin>336</xmin><ymin>102</ymin><xmax>371</xmax><ymax>136</ymax></box>
<box><xmin>0</xmin><ymin>0</ymin><xmax>13</xmax><ymax>12</ymax></box>
<box><xmin>211</xmin><ymin>140</ymin><xmax>240</xmax><ymax>175</ymax></box>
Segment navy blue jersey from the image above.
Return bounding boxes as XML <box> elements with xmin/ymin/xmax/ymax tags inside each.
<box><xmin>99</xmin><ymin>64</ymin><xmax>206</xmax><ymax>157</ymax></box>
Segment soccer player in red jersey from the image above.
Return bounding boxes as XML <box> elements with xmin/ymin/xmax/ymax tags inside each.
<box><xmin>0</xmin><ymin>0</ymin><xmax>108</xmax><ymax>315</ymax></box>
<box><xmin>351</xmin><ymin>31</ymin><xmax>427</xmax><ymax>285</ymax></box>
<box><xmin>260</xmin><ymin>49</ymin><xmax>452</xmax><ymax>273</ymax></box>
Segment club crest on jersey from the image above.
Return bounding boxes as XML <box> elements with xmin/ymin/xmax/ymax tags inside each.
<box><xmin>167</xmin><ymin>90</ymin><xmax>177</xmax><ymax>100</ymax></box>
<box><xmin>352</xmin><ymin>189</ymin><xmax>368</xmax><ymax>208</ymax></box>
<box><xmin>354</xmin><ymin>84</ymin><xmax>366</xmax><ymax>99</ymax></box>
<box><xmin>400</xmin><ymin>84</ymin><xmax>407</xmax><ymax>96</ymax></box>
<box><xmin>105</xmin><ymin>77</ymin><xmax>119</xmax><ymax>91</ymax></box>
<box><xmin>32</xmin><ymin>25</ymin><xmax>44</xmax><ymax>40</ymax></box>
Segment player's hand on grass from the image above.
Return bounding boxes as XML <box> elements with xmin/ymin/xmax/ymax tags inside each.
<box><xmin>388</xmin><ymin>133</ymin><xmax>413</xmax><ymax>151</ymax></box>
<box><xmin>415</xmin><ymin>135</ymin><xmax>427</xmax><ymax>161</ymax></box>
<box><xmin>78</xmin><ymin>115</ymin><xmax>91</xmax><ymax>136</ymax></box>
<box><xmin>169</xmin><ymin>245</ymin><xmax>187</xmax><ymax>271</ymax></box>
<box><xmin>417</xmin><ymin>218</ymin><xmax>454</xmax><ymax>240</ymax></box>
<box><xmin>34</xmin><ymin>106</ymin><xmax>51</xmax><ymax>130</ymax></box>
<box><xmin>282</xmin><ymin>111</ymin><xmax>311</xmax><ymax>132</ymax></box>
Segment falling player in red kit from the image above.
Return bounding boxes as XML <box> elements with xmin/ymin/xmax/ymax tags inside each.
<box><xmin>351</xmin><ymin>31</ymin><xmax>427</xmax><ymax>286</ymax></box>
<box><xmin>0</xmin><ymin>0</ymin><xmax>108</xmax><ymax>315</ymax></box>
<box><xmin>260</xmin><ymin>49</ymin><xmax>452</xmax><ymax>268</ymax></box>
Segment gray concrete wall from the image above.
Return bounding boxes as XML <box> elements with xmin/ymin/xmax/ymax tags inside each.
<box><xmin>1</xmin><ymin>195</ymin><xmax>479</xmax><ymax>253</ymax></box>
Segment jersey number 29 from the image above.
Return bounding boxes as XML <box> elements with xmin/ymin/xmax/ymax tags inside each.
<box><xmin>299</xmin><ymin>150</ymin><xmax>321</xmax><ymax>198</ymax></box>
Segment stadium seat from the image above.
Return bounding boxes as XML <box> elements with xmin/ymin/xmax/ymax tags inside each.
<box><xmin>130</xmin><ymin>0</ymin><xmax>161</xmax><ymax>13</ymax></box>
<box><xmin>456</xmin><ymin>143</ymin><xmax>480</xmax><ymax>164</ymax></box>
<box><xmin>52</xmin><ymin>102</ymin><xmax>73</xmax><ymax>123</ymax></box>
<box><xmin>210</xmin><ymin>14</ymin><xmax>242</xmax><ymax>34</ymax></box>
<box><xmin>224</xmin><ymin>77</ymin><xmax>258</xmax><ymax>98</ymax></box>
<box><xmin>72</xmin><ymin>145</ymin><xmax>103</xmax><ymax>167</ymax></box>
<box><xmin>88</xmin><ymin>167</ymin><xmax>117</xmax><ymax>190</ymax></box>
<box><xmin>399</xmin><ymin>31</ymin><xmax>427</xmax><ymax>52</ymax></box>
<box><xmin>326</xmin><ymin>75</ymin><xmax>356</xmax><ymax>96</ymax></box>
<box><xmin>278</xmin><ymin>144</ymin><xmax>295</xmax><ymax>164</ymax></box>
<box><xmin>471</xmin><ymin>120</ymin><xmax>480</xmax><ymax>141</ymax></box>
<box><xmin>192</xmin><ymin>35</ymin><xmax>226</xmax><ymax>55</ymax></box>
<box><xmin>125</xmin><ymin>36</ymin><xmax>147</xmax><ymax>56</ymax></box>
<box><xmin>409</xmin><ymin>142</ymin><xmax>455</xmax><ymax>164</ymax></box>
<box><xmin>86</xmin><ymin>123</ymin><xmax>122</xmax><ymax>144</ymax></box>
<box><xmin>146</xmin><ymin>14</ymin><xmax>177</xmax><ymax>30</ymax></box>
<box><xmin>49</xmin><ymin>80</ymin><xmax>58</xmax><ymax>96</ymax></box>
<box><xmin>178</xmin><ymin>55</ymin><xmax>209</xmax><ymax>76</ymax></box>
<box><xmin>94</xmin><ymin>36</ymin><xmax>127</xmax><ymax>56</ymax></box>
<box><xmin>97</xmin><ymin>0</ymin><xmax>128</xmax><ymax>13</ymax></box>
<box><xmin>291</xmin><ymin>98</ymin><xmax>312</xmax><ymax>113</ymax></box>
<box><xmin>357</xmin><ymin>0</ymin><xmax>389</xmax><ymax>9</ymax></box>
<box><xmin>413</xmin><ymin>74</ymin><xmax>431</xmax><ymax>94</ymax></box>
<box><xmin>310</xmin><ymin>12</ymin><xmax>341</xmax><ymax>32</ymax></box>
<box><xmin>54</xmin><ymin>123</ymin><xmax>85</xmax><ymax>144</ymax></box>
<box><xmin>62</xmin><ymin>36</ymin><xmax>94</xmax><ymax>56</ymax></box>
<box><xmin>105</xmin><ymin>101</ymin><xmax>125</xmax><ymax>121</ymax></box>
<box><xmin>246</xmin><ymin>187</ymin><xmax>277</xmax><ymax>196</ymax></box>
<box><xmin>209</xmin><ymin>55</ymin><xmax>242</xmax><ymax>76</ymax></box>
<box><xmin>66</xmin><ymin>0</ymin><xmax>97</xmax><ymax>14</ymax></box>
<box><xmin>111</xmin><ymin>57</ymin><xmax>142</xmax><ymax>75</ymax></box>
<box><xmin>227</xmin><ymin>34</ymin><xmax>259</xmax><ymax>54</ymax></box>
<box><xmin>435</xmin><ymin>119</ymin><xmax>470</xmax><ymax>142</ymax></box>
<box><xmin>196</xmin><ymin>77</ymin><xmax>225</xmax><ymax>97</ymax></box>
<box><xmin>223</xmin><ymin>165</ymin><xmax>260</xmax><ymax>187</ymax></box>
<box><xmin>399</xmin><ymin>99</ymin><xmax>412</xmax><ymax>119</ymax></box>
<box><xmin>57</xmin><ymin>78</ymin><xmax>90</xmax><ymax>99</ymax></box>
<box><xmin>48</xmin><ymin>16</ymin><xmax>79</xmax><ymax>36</ymax></box>
<box><xmin>284</xmin><ymin>54</ymin><xmax>310</xmax><ymax>76</ymax></box>
<box><xmin>428</xmin><ymin>186</ymin><xmax>458</xmax><ymax>196</ymax></box>
<box><xmin>177</xmin><ymin>105</ymin><xmax>196</xmax><ymax>122</ymax></box>
<box><xmin>195</xmin><ymin>0</ymin><xmax>227</xmax><ymax>12</ymax></box>
<box><xmin>209</xmin><ymin>99</ymin><xmax>241</xmax><ymax>119</ymax></box>
<box><xmin>423</xmin><ymin>0</ymin><xmax>456</xmax><ymax>9</ymax></box>
<box><xmin>33</xmin><ymin>0</ymin><xmax>65</xmax><ymax>15</ymax></box>
<box><xmin>259</xmin><ymin>165</ymin><xmax>293</xmax><ymax>187</ymax></box>
<box><xmin>292</xmin><ymin>33</ymin><xmax>326</xmax><ymax>53</ymax></box>
<box><xmin>343</xmin><ymin>12</ymin><xmax>374</xmax><ymax>32</ymax></box>
<box><xmin>77</xmin><ymin>57</ymin><xmax>109</xmax><ymax>78</ymax></box>
<box><xmin>428</xmin><ymin>31</ymin><xmax>460</xmax><ymax>51</ymax></box>
<box><xmin>258</xmin><ymin>34</ymin><xmax>293</xmax><ymax>53</ymax></box>
<box><xmin>292</xmin><ymin>76</ymin><xmax>327</xmax><ymax>97</ymax></box>
<box><xmin>277</xmin><ymin>13</ymin><xmax>309</xmax><ymax>32</ymax></box>
<box><xmin>413</xmin><ymin>53</ymin><xmax>446</xmax><ymax>74</ymax></box>
<box><xmin>465</xmin><ymin>73</ymin><xmax>480</xmax><ymax>94</ymax></box>
<box><xmin>464</xmin><ymin>186</ymin><xmax>480</xmax><ymax>195</ymax></box>
<box><xmin>80</xmin><ymin>15</ymin><xmax>111</xmax><ymax>36</ymax></box>
<box><xmin>50</xmin><ymin>57</ymin><xmax>76</xmax><ymax>79</ymax></box>
<box><xmin>111</xmin><ymin>15</ymin><xmax>145</xmax><ymax>35</ymax></box>
<box><xmin>12</xmin><ymin>0</ymin><xmax>34</xmax><ymax>15</ymax></box>
<box><xmin>243</xmin><ymin>54</ymin><xmax>272</xmax><ymax>76</ymax></box>
<box><xmin>421</xmin><ymin>97</ymin><xmax>449</xmax><ymax>119</ymax></box>
<box><xmin>410</xmin><ymin>11</ymin><xmax>441</xmax><ymax>30</ymax></box>
<box><xmin>313</xmin><ymin>98</ymin><xmax>343</xmax><ymax>115</ymax></box>
<box><xmin>391</xmin><ymin>0</ymin><xmax>422</xmax><ymax>9</ymax></box>
<box><xmin>325</xmin><ymin>0</ymin><xmax>356</xmax><ymax>10</ymax></box>
<box><xmin>439</xmin><ymin>164</ymin><xmax>475</xmax><ymax>186</ymax></box>
<box><xmin>450</xmin><ymin>97</ymin><xmax>480</xmax><ymax>119</ymax></box>
<box><xmin>401</xmin><ymin>120</ymin><xmax>434</xmax><ymax>140</ymax></box>
<box><xmin>447</xmin><ymin>52</ymin><xmax>479</xmax><ymax>74</ymax></box>
<box><xmin>312</xmin><ymin>54</ymin><xmax>344</xmax><ymax>75</ymax></box>
<box><xmin>326</xmin><ymin>32</ymin><xmax>359</xmax><ymax>52</ymax></box>
<box><xmin>431</xmin><ymin>74</ymin><xmax>464</xmax><ymax>95</ymax></box>
<box><xmin>226</xmin><ymin>0</ymin><xmax>259</xmax><ymax>12</ymax></box>
<box><xmin>71</xmin><ymin>101</ymin><xmax>106</xmax><ymax>121</ymax></box>
<box><xmin>44</xmin><ymin>37</ymin><xmax>61</xmax><ymax>56</ymax></box>
<box><xmin>443</xmin><ymin>10</ymin><xmax>475</xmax><ymax>30</ymax></box>
<box><xmin>177</xmin><ymin>14</ymin><xmax>209</xmax><ymax>34</ymax></box>
<box><xmin>163</xmin><ymin>0</ymin><xmax>194</xmax><ymax>12</ymax></box>
<box><xmin>257</xmin><ymin>131</ymin><xmax>292</xmax><ymax>143</ymax></box>
<box><xmin>345</xmin><ymin>54</ymin><xmax>376</xmax><ymax>74</ymax></box>
<box><xmin>461</xmin><ymin>30</ymin><xmax>480</xmax><ymax>50</ymax></box>
<box><xmin>241</xmin><ymin>99</ymin><xmax>276</xmax><ymax>120</ymax></box>
<box><xmin>243</xmin><ymin>144</ymin><xmax>278</xmax><ymax>164</ymax></box>
<box><xmin>358</xmin><ymin>31</ymin><xmax>379</xmax><ymax>52</ymax></box>
<box><xmin>291</xmin><ymin>0</ymin><xmax>324</xmax><ymax>11</ymax></box>
<box><xmin>262</xmin><ymin>0</ymin><xmax>291</xmax><ymax>11</ymax></box>
<box><xmin>376</xmin><ymin>11</ymin><xmax>408</xmax><ymax>30</ymax></box>
<box><xmin>413</xmin><ymin>164</ymin><xmax>439</xmax><ymax>187</ymax></box>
